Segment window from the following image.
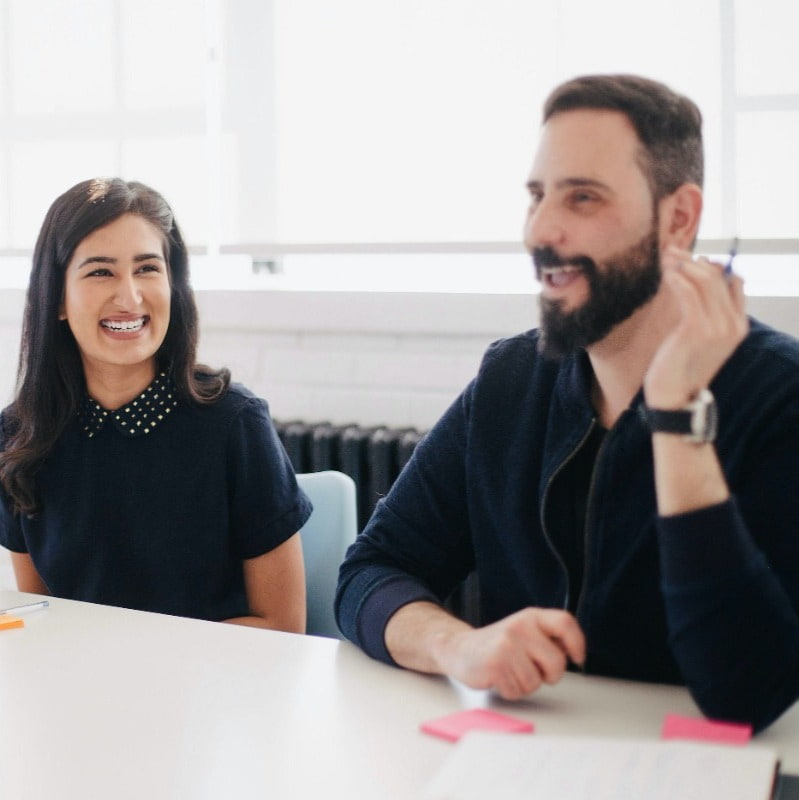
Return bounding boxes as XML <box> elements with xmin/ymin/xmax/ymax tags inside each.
<box><xmin>0</xmin><ymin>0</ymin><xmax>797</xmax><ymax>290</ymax></box>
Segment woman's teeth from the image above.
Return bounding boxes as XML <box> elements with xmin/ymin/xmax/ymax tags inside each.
<box><xmin>101</xmin><ymin>317</ymin><xmax>145</xmax><ymax>331</ymax></box>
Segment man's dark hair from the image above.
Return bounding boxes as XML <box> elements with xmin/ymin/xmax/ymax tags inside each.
<box><xmin>543</xmin><ymin>74</ymin><xmax>703</xmax><ymax>201</ymax></box>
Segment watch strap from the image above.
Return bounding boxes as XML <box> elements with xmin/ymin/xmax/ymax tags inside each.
<box><xmin>638</xmin><ymin>406</ymin><xmax>695</xmax><ymax>435</ymax></box>
<box><xmin>638</xmin><ymin>389</ymin><xmax>718</xmax><ymax>443</ymax></box>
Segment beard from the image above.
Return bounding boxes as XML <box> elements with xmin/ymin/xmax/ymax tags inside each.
<box><xmin>533</xmin><ymin>227</ymin><xmax>661</xmax><ymax>360</ymax></box>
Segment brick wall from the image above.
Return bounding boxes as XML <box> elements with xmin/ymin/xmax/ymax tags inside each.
<box><xmin>0</xmin><ymin>288</ymin><xmax>797</xmax><ymax>590</ymax></box>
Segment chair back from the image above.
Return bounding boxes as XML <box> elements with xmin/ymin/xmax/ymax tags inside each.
<box><xmin>296</xmin><ymin>471</ymin><xmax>358</xmax><ymax>638</ymax></box>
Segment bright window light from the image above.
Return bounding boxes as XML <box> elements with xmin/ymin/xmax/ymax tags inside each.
<box><xmin>0</xmin><ymin>1</ymin><xmax>797</xmax><ymax>293</ymax></box>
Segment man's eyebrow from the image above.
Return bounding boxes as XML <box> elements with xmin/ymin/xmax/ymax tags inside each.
<box><xmin>526</xmin><ymin>177</ymin><xmax>612</xmax><ymax>193</ymax></box>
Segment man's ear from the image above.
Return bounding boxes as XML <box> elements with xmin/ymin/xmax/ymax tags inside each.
<box><xmin>658</xmin><ymin>183</ymin><xmax>703</xmax><ymax>250</ymax></box>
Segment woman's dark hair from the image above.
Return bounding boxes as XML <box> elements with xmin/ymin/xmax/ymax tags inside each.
<box><xmin>0</xmin><ymin>177</ymin><xmax>230</xmax><ymax>514</ymax></box>
<box><xmin>543</xmin><ymin>74</ymin><xmax>704</xmax><ymax>202</ymax></box>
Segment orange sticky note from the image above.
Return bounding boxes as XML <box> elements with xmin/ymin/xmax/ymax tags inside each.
<box><xmin>0</xmin><ymin>615</ymin><xmax>24</xmax><ymax>631</ymax></box>
<box><xmin>661</xmin><ymin>713</ymin><xmax>751</xmax><ymax>745</ymax></box>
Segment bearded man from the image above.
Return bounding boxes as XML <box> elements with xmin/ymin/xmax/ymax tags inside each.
<box><xmin>335</xmin><ymin>74</ymin><xmax>799</xmax><ymax>733</ymax></box>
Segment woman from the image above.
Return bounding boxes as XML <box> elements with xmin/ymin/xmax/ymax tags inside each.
<box><xmin>0</xmin><ymin>178</ymin><xmax>310</xmax><ymax>631</ymax></box>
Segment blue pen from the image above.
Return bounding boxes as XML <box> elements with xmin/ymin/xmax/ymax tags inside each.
<box><xmin>724</xmin><ymin>236</ymin><xmax>738</xmax><ymax>277</ymax></box>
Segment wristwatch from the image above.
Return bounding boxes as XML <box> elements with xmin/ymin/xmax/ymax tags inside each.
<box><xmin>639</xmin><ymin>388</ymin><xmax>718</xmax><ymax>444</ymax></box>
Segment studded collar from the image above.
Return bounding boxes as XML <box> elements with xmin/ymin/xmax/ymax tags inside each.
<box><xmin>79</xmin><ymin>372</ymin><xmax>179</xmax><ymax>439</ymax></box>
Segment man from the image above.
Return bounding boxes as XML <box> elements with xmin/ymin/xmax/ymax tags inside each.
<box><xmin>335</xmin><ymin>74</ymin><xmax>799</xmax><ymax>732</ymax></box>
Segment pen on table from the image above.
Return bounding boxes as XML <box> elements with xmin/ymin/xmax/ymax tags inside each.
<box><xmin>0</xmin><ymin>600</ymin><xmax>49</xmax><ymax>615</ymax></box>
<box><xmin>724</xmin><ymin>236</ymin><xmax>738</xmax><ymax>278</ymax></box>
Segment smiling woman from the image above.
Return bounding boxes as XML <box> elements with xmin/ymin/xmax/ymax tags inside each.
<box><xmin>60</xmin><ymin>213</ymin><xmax>172</xmax><ymax>409</ymax></box>
<box><xmin>0</xmin><ymin>178</ymin><xmax>311</xmax><ymax>632</ymax></box>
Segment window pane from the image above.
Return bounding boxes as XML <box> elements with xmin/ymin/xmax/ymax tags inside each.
<box><xmin>0</xmin><ymin>158</ymin><xmax>8</xmax><ymax>248</ymax></box>
<box><xmin>120</xmin><ymin>0</ymin><xmax>205</xmax><ymax>110</ymax></box>
<box><xmin>9</xmin><ymin>0</ymin><xmax>116</xmax><ymax>114</ymax></box>
<box><xmin>735</xmin><ymin>0</ymin><xmax>799</xmax><ymax>95</ymax></box>
<box><xmin>122</xmin><ymin>135</ymin><xmax>207</xmax><ymax>244</ymax></box>
<box><xmin>274</xmin><ymin>0</ymin><xmax>724</xmax><ymax>244</ymax></box>
<box><xmin>274</xmin><ymin>0</ymin><xmax>557</xmax><ymax>243</ymax></box>
<box><xmin>736</xmin><ymin>110</ymin><xmax>799</xmax><ymax>237</ymax></box>
<box><xmin>0</xmin><ymin>6</ymin><xmax>6</xmax><ymax>114</ymax></box>
<box><xmin>219</xmin><ymin>0</ymin><xmax>278</xmax><ymax>244</ymax></box>
<box><xmin>10</xmin><ymin>140</ymin><xmax>118</xmax><ymax>248</ymax></box>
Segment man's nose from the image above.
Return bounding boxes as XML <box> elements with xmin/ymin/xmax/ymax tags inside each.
<box><xmin>524</xmin><ymin>198</ymin><xmax>566</xmax><ymax>252</ymax></box>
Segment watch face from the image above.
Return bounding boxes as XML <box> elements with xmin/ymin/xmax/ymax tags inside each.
<box><xmin>689</xmin><ymin>389</ymin><xmax>718</xmax><ymax>443</ymax></box>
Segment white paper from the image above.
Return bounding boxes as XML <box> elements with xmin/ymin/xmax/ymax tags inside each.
<box><xmin>422</xmin><ymin>732</ymin><xmax>779</xmax><ymax>800</ymax></box>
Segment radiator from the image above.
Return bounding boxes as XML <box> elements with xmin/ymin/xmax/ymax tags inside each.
<box><xmin>274</xmin><ymin>420</ymin><xmax>425</xmax><ymax>532</ymax></box>
<box><xmin>276</xmin><ymin>418</ymin><xmax>481</xmax><ymax>626</ymax></box>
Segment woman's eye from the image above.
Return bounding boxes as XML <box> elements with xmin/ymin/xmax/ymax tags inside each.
<box><xmin>137</xmin><ymin>264</ymin><xmax>160</xmax><ymax>274</ymax></box>
<box><xmin>87</xmin><ymin>268</ymin><xmax>112</xmax><ymax>277</ymax></box>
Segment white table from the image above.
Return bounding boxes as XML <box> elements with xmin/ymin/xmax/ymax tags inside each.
<box><xmin>1</xmin><ymin>589</ymin><xmax>797</xmax><ymax>799</ymax></box>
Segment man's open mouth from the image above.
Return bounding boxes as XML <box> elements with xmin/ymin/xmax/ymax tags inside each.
<box><xmin>540</xmin><ymin>265</ymin><xmax>582</xmax><ymax>288</ymax></box>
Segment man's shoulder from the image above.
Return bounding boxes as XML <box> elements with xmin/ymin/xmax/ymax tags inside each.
<box><xmin>478</xmin><ymin>329</ymin><xmax>572</xmax><ymax>386</ymax></box>
<box><xmin>734</xmin><ymin>318</ymin><xmax>799</xmax><ymax>377</ymax></box>
<box><xmin>480</xmin><ymin>329</ymin><xmax>551</xmax><ymax>373</ymax></box>
<box><xmin>485</xmin><ymin>328</ymin><xmax>540</xmax><ymax>354</ymax></box>
<box><xmin>744</xmin><ymin>318</ymin><xmax>799</xmax><ymax>360</ymax></box>
<box><xmin>717</xmin><ymin>318</ymin><xmax>799</xmax><ymax>407</ymax></box>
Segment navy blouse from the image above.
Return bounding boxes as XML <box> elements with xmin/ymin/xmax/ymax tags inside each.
<box><xmin>0</xmin><ymin>375</ymin><xmax>311</xmax><ymax>621</ymax></box>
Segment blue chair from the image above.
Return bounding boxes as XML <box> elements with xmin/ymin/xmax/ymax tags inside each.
<box><xmin>296</xmin><ymin>471</ymin><xmax>358</xmax><ymax>638</ymax></box>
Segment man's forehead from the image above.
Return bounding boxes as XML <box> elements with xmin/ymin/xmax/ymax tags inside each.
<box><xmin>528</xmin><ymin>108</ymin><xmax>643</xmax><ymax>185</ymax></box>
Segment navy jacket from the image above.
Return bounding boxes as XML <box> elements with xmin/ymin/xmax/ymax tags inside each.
<box><xmin>336</xmin><ymin>319</ymin><xmax>799</xmax><ymax>731</ymax></box>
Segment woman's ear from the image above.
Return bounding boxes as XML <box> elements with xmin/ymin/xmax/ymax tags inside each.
<box><xmin>658</xmin><ymin>183</ymin><xmax>703</xmax><ymax>250</ymax></box>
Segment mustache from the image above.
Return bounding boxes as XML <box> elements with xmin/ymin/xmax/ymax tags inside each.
<box><xmin>532</xmin><ymin>247</ymin><xmax>597</xmax><ymax>278</ymax></box>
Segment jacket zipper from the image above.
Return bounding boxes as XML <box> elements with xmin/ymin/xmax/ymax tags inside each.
<box><xmin>539</xmin><ymin>418</ymin><xmax>597</xmax><ymax>615</ymax></box>
<box><xmin>574</xmin><ymin>423</ymin><xmax>615</xmax><ymax>639</ymax></box>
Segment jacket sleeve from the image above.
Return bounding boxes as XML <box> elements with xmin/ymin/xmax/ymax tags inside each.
<box><xmin>657</xmin><ymin>395</ymin><xmax>799</xmax><ymax>732</ymax></box>
<box><xmin>335</xmin><ymin>382</ymin><xmax>477</xmax><ymax>664</ymax></box>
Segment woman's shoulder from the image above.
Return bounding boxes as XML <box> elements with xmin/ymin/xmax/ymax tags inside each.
<box><xmin>189</xmin><ymin>379</ymin><xmax>269</xmax><ymax>421</ymax></box>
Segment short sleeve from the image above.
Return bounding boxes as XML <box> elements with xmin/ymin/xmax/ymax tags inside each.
<box><xmin>0</xmin><ymin>486</ymin><xmax>26</xmax><ymax>552</ymax></box>
<box><xmin>0</xmin><ymin>415</ymin><xmax>26</xmax><ymax>553</ymax></box>
<box><xmin>226</xmin><ymin>396</ymin><xmax>312</xmax><ymax>559</ymax></box>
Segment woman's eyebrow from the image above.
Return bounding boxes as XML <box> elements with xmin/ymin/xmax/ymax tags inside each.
<box><xmin>76</xmin><ymin>255</ymin><xmax>115</xmax><ymax>269</ymax></box>
<box><xmin>76</xmin><ymin>253</ymin><xmax>164</xmax><ymax>269</ymax></box>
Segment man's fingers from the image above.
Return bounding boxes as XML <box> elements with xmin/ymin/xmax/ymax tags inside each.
<box><xmin>534</xmin><ymin>609</ymin><xmax>586</xmax><ymax>666</ymax></box>
<box><xmin>526</xmin><ymin>635</ymin><xmax>569</xmax><ymax>685</ymax></box>
<box><xmin>447</xmin><ymin>608</ymin><xmax>586</xmax><ymax>699</ymax></box>
<box><xmin>497</xmin><ymin>660</ymin><xmax>543</xmax><ymax>700</ymax></box>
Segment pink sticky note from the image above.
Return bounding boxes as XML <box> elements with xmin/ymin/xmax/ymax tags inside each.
<box><xmin>661</xmin><ymin>713</ymin><xmax>752</xmax><ymax>745</ymax></box>
<box><xmin>421</xmin><ymin>708</ymin><xmax>534</xmax><ymax>742</ymax></box>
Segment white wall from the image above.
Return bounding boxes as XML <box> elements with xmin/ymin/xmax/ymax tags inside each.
<box><xmin>193</xmin><ymin>289</ymin><xmax>542</xmax><ymax>429</ymax></box>
<box><xmin>0</xmin><ymin>287</ymin><xmax>798</xmax><ymax>590</ymax></box>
